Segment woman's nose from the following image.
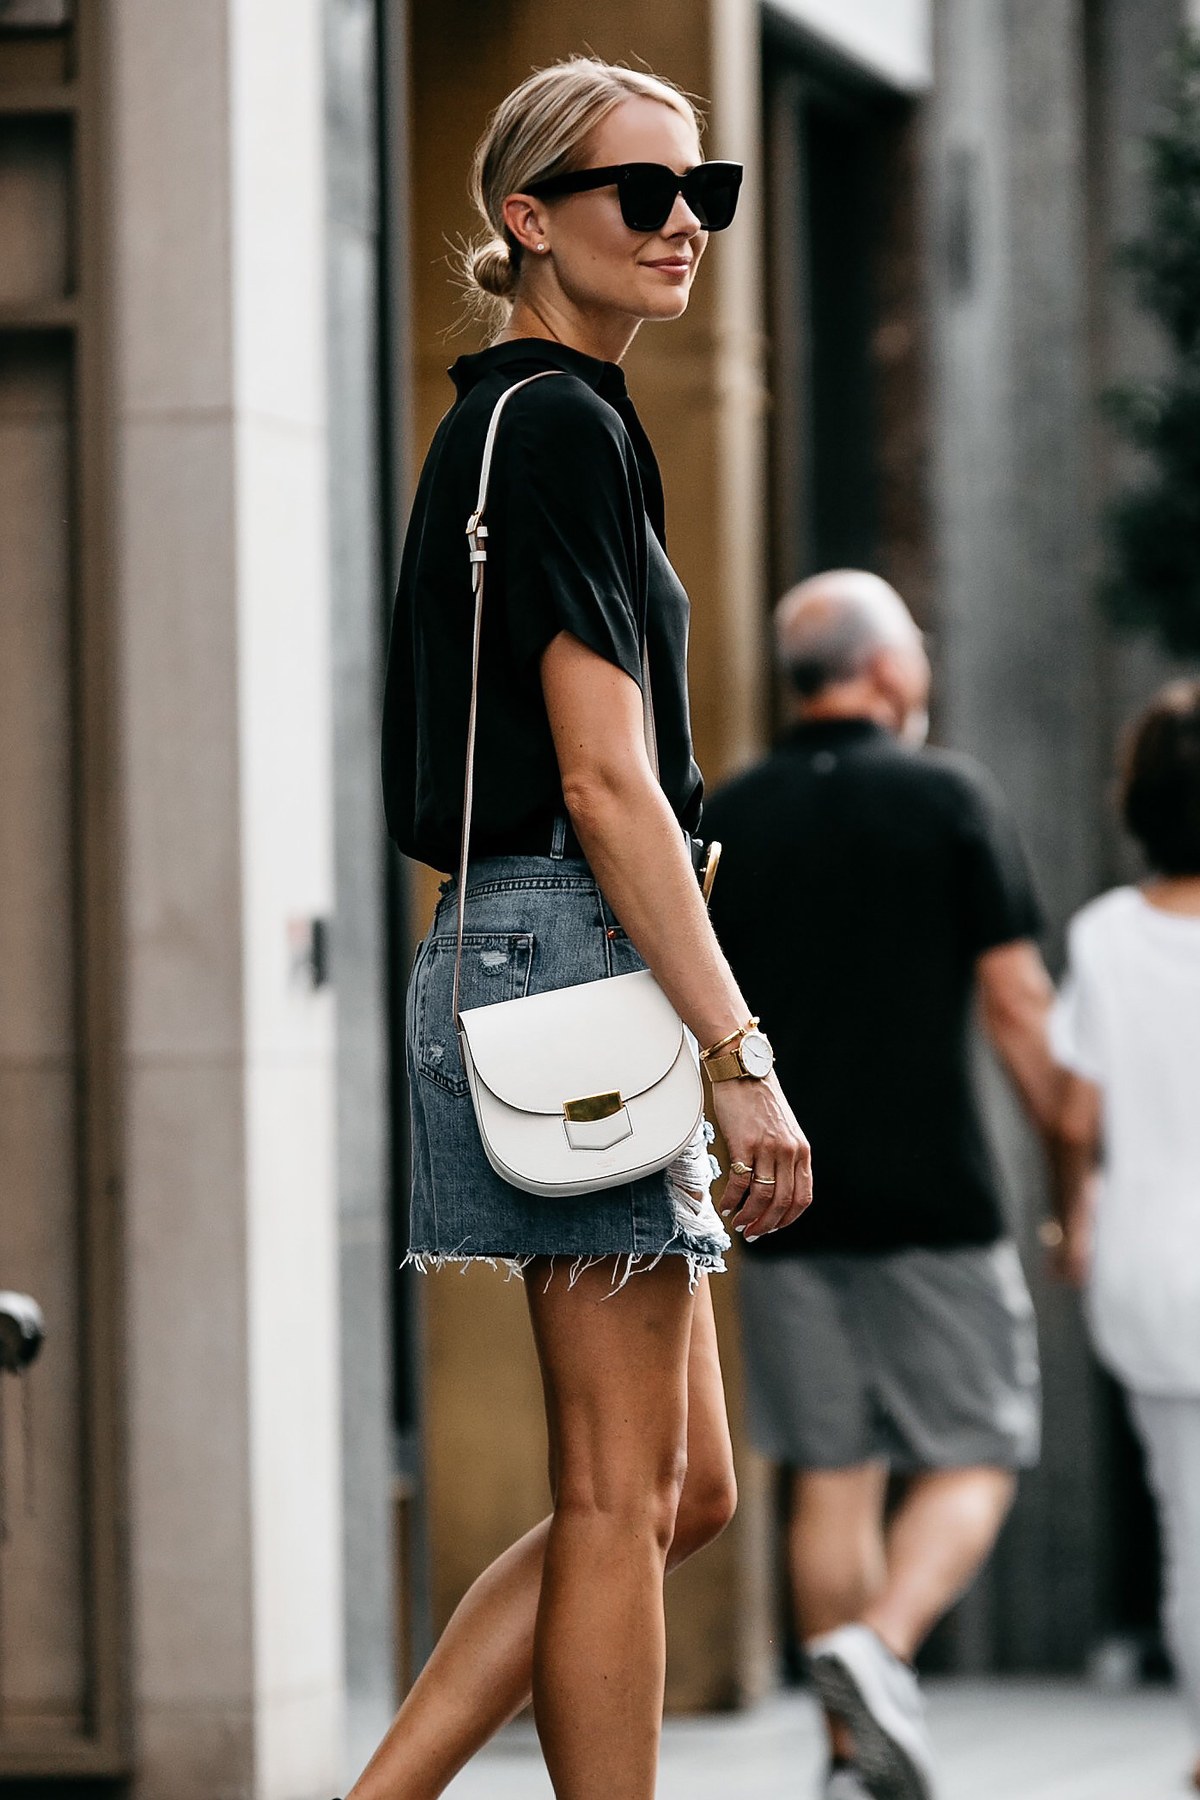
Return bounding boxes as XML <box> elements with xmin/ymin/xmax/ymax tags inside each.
<box><xmin>664</xmin><ymin>195</ymin><xmax>705</xmax><ymax>238</ymax></box>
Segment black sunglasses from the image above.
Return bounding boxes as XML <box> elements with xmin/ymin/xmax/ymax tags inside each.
<box><xmin>526</xmin><ymin>160</ymin><xmax>743</xmax><ymax>234</ymax></box>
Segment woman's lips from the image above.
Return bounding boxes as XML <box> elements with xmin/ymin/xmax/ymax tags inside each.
<box><xmin>643</xmin><ymin>258</ymin><xmax>691</xmax><ymax>275</ymax></box>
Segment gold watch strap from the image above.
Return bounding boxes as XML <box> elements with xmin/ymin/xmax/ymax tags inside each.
<box><xmin>704</xmin><ymin>1047</ymin><xmax>746</xmax><ymax>1083</ymax></box>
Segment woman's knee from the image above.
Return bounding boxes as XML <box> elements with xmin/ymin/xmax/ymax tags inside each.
<box><xmin>671</xmin><ymin>1456</ymin><xmax>738</xmax><ymax>1562</ymax></box>
<box><xmin>554</xmin><ymin>1448</ymin><xmax>690</xmax><ymax>1553</ymax></box>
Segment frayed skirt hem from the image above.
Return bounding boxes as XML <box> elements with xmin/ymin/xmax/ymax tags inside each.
<box><xmin>402</xmin><ymin>1225</ymin><xmax>728</xmax><ymax>1294</ymax></box>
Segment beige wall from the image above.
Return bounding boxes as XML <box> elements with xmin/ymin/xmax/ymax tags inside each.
<box><xmin>406</xmin><ymin>0</ymin><xmax>774</xmax><ymax>1709</ymax></box>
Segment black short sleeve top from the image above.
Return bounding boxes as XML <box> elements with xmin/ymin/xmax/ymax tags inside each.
<box><xmin>381</xmin><ymin>339</ymin><xmax>704</xmax><ymax>872</ymax></box>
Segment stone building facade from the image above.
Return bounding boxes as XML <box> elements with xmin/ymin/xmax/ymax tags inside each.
<box><xmin>0</xmin><ymin>0</ymin><xmax>1192</xmax><ymax>1794</ymax></box>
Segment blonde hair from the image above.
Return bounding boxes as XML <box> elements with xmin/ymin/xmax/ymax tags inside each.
<box><xmin>462</xmin><ymin>57</ymin><xmax>703</xmax><ymax>322</ymax></box>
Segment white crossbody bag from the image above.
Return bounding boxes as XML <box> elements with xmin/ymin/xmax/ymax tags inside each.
<box><xmin>452</xmin><ymin>373</ymin><xmax>703</xmax><ymax>1198</ymax></box>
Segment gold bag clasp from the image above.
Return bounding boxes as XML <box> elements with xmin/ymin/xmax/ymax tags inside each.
<box><xmin>562</xmin><ymin>1091</ymin><xmax>624</xmax><ymax>1124</ymax></box>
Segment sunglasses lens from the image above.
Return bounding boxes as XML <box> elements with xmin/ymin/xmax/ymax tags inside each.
<box><xmin>616</xmin><ymin>163</ymin><xmax>744</xmax><ymax>232</ymax></box>
<box><xmin>688</xmin><ymin>165</ymin><xmax>741</xmax><ymax>231</ymax></box>
<box><xmin>618</xmin><ymin>166</ymin><xmax>679</xmax><ymax>233</ymax></box>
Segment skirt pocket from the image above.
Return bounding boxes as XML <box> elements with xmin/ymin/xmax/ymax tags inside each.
<box><xmin>413</xmin><ymin>931</ymin><xmax>534</xmax><ymax>1096</ymax></box>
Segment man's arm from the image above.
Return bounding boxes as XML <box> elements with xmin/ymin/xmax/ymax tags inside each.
<box><xmin>976</xmin><ymin>939</ymin><xmax>1063</xmax><ymax>1136</ymax></box>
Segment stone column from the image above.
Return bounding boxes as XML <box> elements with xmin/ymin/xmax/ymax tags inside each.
<box><xmin>928</xmin><ymin>0</ymin><xmax>1195</xmax><ymax>1673</ymax></box>
<box><xmin>927</xmin><ymin>0</ymin><xmax>1106</xmax><ymax>1669</ymax></box>
<box><xmin>111</xmin><ymin>3</ymin><xmax>344</xmax><ymax>1793</ymax></box>
<box><xmin>324</xmin><ymin>0</ymin><xmax>398</xmax><ymax>1770</ymax></box>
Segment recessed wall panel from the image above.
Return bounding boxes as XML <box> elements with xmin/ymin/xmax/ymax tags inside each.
<box><xmin>0</xmin><ymin>117</ymin><xmax>73</xmax><ymax>306</ymax></box>
<box><xmin>0</xmin><ymin>332</ymin><xmax>85</xmax><ymax>1741</ymax></box>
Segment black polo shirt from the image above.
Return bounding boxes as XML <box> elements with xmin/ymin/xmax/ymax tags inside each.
<box><xmin>704</xmin><ymin>719</ymin><xmax>1042</xmax><ymax>1254</ymax></box>
<box><xmin>382</xmin><ymin>339</ymin><xmax>703</xmax><ymax>873</ymax></box>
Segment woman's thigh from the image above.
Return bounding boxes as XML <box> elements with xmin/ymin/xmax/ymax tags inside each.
<box><xmin>527</xmin><ymin>1257</ymin><xmax>696</xmax><ymax>1511</ymax></box>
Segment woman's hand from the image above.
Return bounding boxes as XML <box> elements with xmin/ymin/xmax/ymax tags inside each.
<box><xmin>710</xmin><ymin>1072</ymin><xmax>812</xmax><ymax>1242</ymax></box>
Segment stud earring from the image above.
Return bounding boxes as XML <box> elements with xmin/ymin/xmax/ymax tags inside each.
<box><xmin>536</xmin><ymin>242</ymin><xmax>547</xmax><ymax>253</ymax></box>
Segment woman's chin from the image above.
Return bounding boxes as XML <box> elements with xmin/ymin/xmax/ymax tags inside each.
<box><xmin>636</xmin><ymin>285</ymin><xmax>692</xmax><ymax>322</ymax></box>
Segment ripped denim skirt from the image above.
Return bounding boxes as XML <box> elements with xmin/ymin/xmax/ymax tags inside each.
<box><xmin>405</xmin><ymin>854</ymin><xmax>730</xmax><ymax>1288</ymax></box>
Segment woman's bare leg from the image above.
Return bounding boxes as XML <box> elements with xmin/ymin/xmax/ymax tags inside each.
<box><xmin>348</xmin><ymin>1275</ymin><xmax>734</xmax><ymax>1800</ymax></box>
<box><xmin>527</xmin><ymin>1254</ymin><xmax>694</xmax><ymax>1798</ymax></box>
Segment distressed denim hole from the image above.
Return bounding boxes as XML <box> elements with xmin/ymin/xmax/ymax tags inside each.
<box><xmin>414</xmin><ymin>931</ymin><xmax>534</xmax><ymax>1095</ymax></box>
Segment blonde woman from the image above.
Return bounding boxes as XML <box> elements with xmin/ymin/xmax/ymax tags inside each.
<box><xmin>360</xmin><ymin>56</ymin><xmax>812</xmax><ymax>1800</ymax></box>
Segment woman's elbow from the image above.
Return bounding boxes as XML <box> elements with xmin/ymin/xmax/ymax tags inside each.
<box><xmin>560</xmin><ymin>763</ymin><xmax>642</xmax><ymax>834</ymax></box>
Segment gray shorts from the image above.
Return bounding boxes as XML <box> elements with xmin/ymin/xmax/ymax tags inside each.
<box><xmin>737</xmin><ymin>1241</ymin><xmax>1041</xmax><ymax>1471</ymax></box>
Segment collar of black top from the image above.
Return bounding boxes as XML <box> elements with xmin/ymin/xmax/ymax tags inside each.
<box><xmin>783</xmin><ymin>717</ymin><xmax>889</xmax><ymax>751</ymax></box>
<box><xmin>448</xmin><ymin>336</ymin><xmax>627</xmax><ymax>404</ymax></box>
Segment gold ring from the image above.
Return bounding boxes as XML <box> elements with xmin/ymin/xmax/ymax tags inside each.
<box><xmin>752</xmin><ymin>1174</ymin><xmax>776</xmax><ymax>1185</ymax></box>
<box><xmin>730</xmin><ymin>1160</ymin><xmax>753</xmax><ymax>1178</ymax></box>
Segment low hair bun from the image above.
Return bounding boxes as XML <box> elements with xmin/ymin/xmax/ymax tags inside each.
<box><xmin>470</xmin><ymin>237</ymin><xmax>518</xmax><ymax>299</ymax></box>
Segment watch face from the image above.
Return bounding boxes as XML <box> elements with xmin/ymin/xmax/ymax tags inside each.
<box><xmin>740</xmin><ymin>1030</ymin><xmax>774</xmax><ymax>1078</ymax></box>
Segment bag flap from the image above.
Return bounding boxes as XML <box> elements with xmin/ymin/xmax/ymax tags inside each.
<box><xmin>459</xmin><ymin>968</ymin><xmax>686</xmax><ymax>1116</ymax></box>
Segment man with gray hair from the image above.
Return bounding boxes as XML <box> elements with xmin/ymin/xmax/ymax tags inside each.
<box><xmin>704</xmin><ymin>571</ymin><xmax>1059</xmax><ymax>1800</ymax></box>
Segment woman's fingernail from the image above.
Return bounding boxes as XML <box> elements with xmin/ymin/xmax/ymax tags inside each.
<box><xmin>720</xmin><ymin>1208</ymin><xmax>733</xmax><ymax>1219</ymax></box>
<box><xmin>734</xmin><ymin>1224</ymin><xmax>745</xmax><ymax>1234</ymax></box>
<box><xmin>745</xmin><ymin>1233</ymin><xmax>759</xmax><ymax>1243</ymax></box>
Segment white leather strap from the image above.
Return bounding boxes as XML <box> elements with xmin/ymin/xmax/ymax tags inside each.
<box><xmin>452</xmin><ymin>372</ymin><xmax>657</xmax><ymax>1025</ymax></box>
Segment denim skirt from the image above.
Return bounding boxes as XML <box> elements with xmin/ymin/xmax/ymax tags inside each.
<box><xmin>405</xmin><ymin>854</ymin><xmax>730</xmax><ymax>1284</ymax></box>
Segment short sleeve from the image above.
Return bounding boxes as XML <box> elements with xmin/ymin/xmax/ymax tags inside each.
<box><xmin>497</xmin><ymin>383</ymin><xmax>645</xmax><ymax>681</ymax></box>
<box><xmin>1050</xmin><ymin>921</ymin><xmax>1105</xmax><ymax>1082</ymax></box>
<box><xmin>954</xmin><ymin>765</ymin><xmax>1043</xmax><ymax>955</ymax></box>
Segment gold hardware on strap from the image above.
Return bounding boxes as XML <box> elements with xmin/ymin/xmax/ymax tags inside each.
<box><xmin>563</xmin><ymin>1091</ymin><xmax>624</xmax><ymax>1123</ymax></box>
<box><xmin>701</xmin><ymin>840</ymin><xmax>722</xmax><ymax>904</ymax></box>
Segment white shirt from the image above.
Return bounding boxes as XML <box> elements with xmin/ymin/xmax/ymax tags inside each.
<box><xmin>1052</xmin><ymin>886</ymin><xmax>1200</xmax><ymax>1395</ymax></box>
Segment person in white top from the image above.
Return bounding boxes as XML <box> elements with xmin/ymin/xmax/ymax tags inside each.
<box><xmin>1051</xmin><ymin>679</ymin><xmax>1200</xmax><ymax>1793</ymax></box>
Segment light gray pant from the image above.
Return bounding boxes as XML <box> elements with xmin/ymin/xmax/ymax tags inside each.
<box><xmin>1130</xmin><ymin>1391</ymin><xmax>1200</xmax><ymax>1743</ymax></box>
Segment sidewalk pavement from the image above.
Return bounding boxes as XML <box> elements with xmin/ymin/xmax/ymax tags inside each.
<box><xmin>444</xmin><ymin>1679</ymin><xmax>1193</xmax><ymax>1800</ymax></box>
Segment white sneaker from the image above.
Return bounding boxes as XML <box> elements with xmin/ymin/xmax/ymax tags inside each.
<box><xmin>806</xmin><ymin>1624</ymin><xmax>938</xmax><ymax>1800</ymax></box>
<box><xmin>825</xmin><ymin>1765</ymin><xmax>873</xmax><ymax>1799</ymax></box>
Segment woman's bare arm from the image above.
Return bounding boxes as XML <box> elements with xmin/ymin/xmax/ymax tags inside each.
<box><xmin>541</xmin><ymin>630</ymin><xmax>812</xmax><ymax>1239</ymax></box>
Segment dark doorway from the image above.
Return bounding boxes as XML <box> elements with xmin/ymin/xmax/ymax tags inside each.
<box><xmin>762</xmin><ymin>11</ymin><xmax>930</xmax><ymax>666</ymax></box>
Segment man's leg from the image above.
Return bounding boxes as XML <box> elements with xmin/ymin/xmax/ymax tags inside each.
<box><xmin>802</xmin><ymin>1464</ymin><xmax>1015</xmax><ymax>1798</ymax></box>
<box><xmin>863</xmin><ymin>1466</ymin><xmax>1015</xmax><ymax>1662</ymax></box>
<box><xmin>804</xmin><ymin>1243</ymin><xmax>1035</xmax><ymax>1797</ymax></box>
<box><xmin>789</xmin><ymin>1464</ymin><xmax>1013</xmax><ymax>1763</ymax></box>
<box><xmin>789</xmin><ymin>1464</ymin><xmax>889</xmax><ymax>1636</ymax></box>
<box><xmin>790</xmin><ymin>1463</ymin><xmax>1015</xmax><ymax>1663</ymax></box>
<box><xmin>804</xmin><ymin>1467</ymin><xmax>1012</xmax><ymax>1800</ymax></box>
<box><xmin>789</xmin><ymin>1464</ymin><xmax>890</xmax><ymax>1765</ymax></box>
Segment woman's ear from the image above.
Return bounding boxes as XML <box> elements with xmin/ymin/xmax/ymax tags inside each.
<box><xmin>502</xmin><ymin>193</ymin><xmax>551</xmax><ymax>255</ymax></box>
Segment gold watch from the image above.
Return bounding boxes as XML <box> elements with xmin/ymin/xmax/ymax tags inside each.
<box><xmin>702</xmin><ymin>1018</ymin><xmax>775</xmax><ymax>1083</ymax></box>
